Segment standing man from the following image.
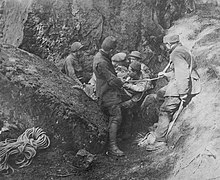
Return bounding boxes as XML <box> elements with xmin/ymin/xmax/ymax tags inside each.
<box><xmin>144</xmin><ymin>34</ymin><xmax>201</xmax><ymax>151</ymax></box>
<box><xmin>62</xmin><ymin>42</ymin><xmax>84</xmax><ymax>85</ymax></box>
<box><xmin>93</xmin><ymin>36</ymin><xmax>125</xmax><ymax>156</ymax></box>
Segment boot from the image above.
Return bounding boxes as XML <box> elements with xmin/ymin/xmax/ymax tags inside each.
<box><xmin>109</xmin><ymin>141</ymin><xmax>125</xmax><ymax>156</ymax></box>
<box><xmin>108</xmin><ymin>122</ymin><xmax>125</xmax><ymax>157</ymax></box>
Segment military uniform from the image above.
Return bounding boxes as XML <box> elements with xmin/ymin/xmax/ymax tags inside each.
<box><xmin>93</xmin><ymin>36</ymin><xmax>125</xmax><ymax>156</ymax></box>
<box><xmin>62</xmin><ymin>54</ymin><xmax>83</xmax><ymax>81</ymax></box>
<box><xmin>141</xmin><ymin>63</ymin><xmax>152</xmax><ymax>79</ymax></box>
<box><xmin>154</xmin><ymin>43</ymin><xmax>201</xmax><ymax>142</ymax></box>
<box><xmin>62</xmin><ymin>42</ymin><xmax>84</xmax><ymax>85</ymax></box>
<box><xmin>94</xmin><ymin>50</ymin><xmax>123</xmax><ymax>107</ymax></box>
<box><xmin>122</xmin><ymin>62</ymin><xmax>153</xmax><ymax>109</ymax></box>
<box><xmin>115</xmin><ymin>65</ymin><xmax>129</xmax><ymax>81</ymax></box>
<box><xmin>128</xmin><ymin>51</ymin><xmax>153</xmax><ymax>84</ymax></box>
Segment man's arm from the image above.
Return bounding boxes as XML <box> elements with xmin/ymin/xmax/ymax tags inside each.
<box><xmin>96</xmin><ymin>62</ymin><xmax>123</xmax><ymax>88</ymax></box>
<box><xmin>123</xmin><ymin>81</ymin><xmax>152</xmax><ymax>92</ymax></box>
<box><xmin>65</xmin><ymin>56</ymin><xmax>82</xmax><ymax>85</ymax></box>
<box><xmin>171</xmin><ymin>51</ymin><xmax>190</xmax><ymax>95</ymax></box>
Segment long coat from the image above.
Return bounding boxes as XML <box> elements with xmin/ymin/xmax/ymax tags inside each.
<box><xmin>165</xmin><ymin>44</ymin><xmax>201</xmax><ymax>97</ymax></box>
<box><xmin>93</xmin><ymin>50</ymin><xmax>123</xmax><ymax>107</ymax></box>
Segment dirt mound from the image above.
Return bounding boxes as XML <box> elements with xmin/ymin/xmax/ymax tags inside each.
<box><xmin>0</xmin><ymin>44</ymin><xmax>108</xmax><ymax>179</ymax></box>
<box><xmin>166</xmin><ymin>4</ymin><xmax>220</xmax><ymax>180</ymax></box>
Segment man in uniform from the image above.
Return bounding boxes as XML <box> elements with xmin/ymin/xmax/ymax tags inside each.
<box><xmin>111</xmin><ymin>52</ymin><xmax>130</xmax><ymax>81</ymax></box>
<box><xmin>144</xmin><ymin>34</ymin><xmax>201</xmax><ymax>151</ymax></box>
<box><xmin>128</xmin><ymin>51</ymin><xmax>152</xmax><ymax>79</ymax></box>
<box><xmin>62</xmin><ymin>42</ymin><xmax>84</xmax><ymax>85</ymax></box>
<box><xmin>93</xmin><ymin>36</ymin><xmax>125</xmax><ymax>157</ymax></box>
<box><xmin>123</xmin><ymin>60</ymin><xmax>153</xmax><ymax>108</ymax></box>
<box><xmin>119</xmin><ymin>61</ymin><xmax>153</xmax><ymax>139</ymax></box>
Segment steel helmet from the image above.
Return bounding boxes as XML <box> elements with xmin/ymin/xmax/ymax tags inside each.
<box><xmin>163</xmin><ymin>35</ymin><xmax>179</xmax><ymax>44</ymax></box>
<box><xmin>70</xmin><ymin>42</ymin><xmax>84</xmax><ymax>52</ymax></box>
<box><xmin>129</xmin><ymin>51</ymin><xmax>141</xmax><ymax>59</ymax></box>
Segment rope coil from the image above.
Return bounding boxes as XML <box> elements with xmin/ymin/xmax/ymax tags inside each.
<box><xmin>0</xmin><ymin>127</ymin><xmax>50</xmax><ymax>175</ymax></box>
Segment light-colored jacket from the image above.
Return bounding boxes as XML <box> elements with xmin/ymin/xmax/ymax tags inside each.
<box><xmin>165</xmin><ymin>44</ymin><xmax>201</xmax><ymax>97</ymax></box>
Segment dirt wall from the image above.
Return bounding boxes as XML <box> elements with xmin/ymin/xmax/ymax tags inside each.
<box><xmin>165</xmin><ymin>5</ymin><xmax>220</xmax><ymax>180</ymax></box>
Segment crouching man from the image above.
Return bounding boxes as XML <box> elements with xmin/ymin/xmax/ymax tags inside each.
<box><xmin>122</xmin><ymin>60</ymin><xmax>153</xmax><ymax>109</ymax></box>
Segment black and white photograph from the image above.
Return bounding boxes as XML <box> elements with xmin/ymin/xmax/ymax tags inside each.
<box><xmin>0</xmin><ymin>0</ymin><xmax>219</xmax><ymax>179</ymax></box>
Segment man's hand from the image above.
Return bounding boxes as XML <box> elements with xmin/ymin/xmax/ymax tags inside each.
<box><xmin>123</xmin><ymin>83</ymin><xmax>131</xmax><ymax>88</ymax></box>
<box><xmin>179</xmin><ymin>94</ymin><xmax>187</xmax><ymax>102</ymax></box>
<box><xmin>122</xmin><ymin>76</ymin><xmax>131</xmax><ymax>83</ymax></box>
<box><xmin>158</xmin><ymin>71</ymin><xmax>166</xmax><ymax>77</ymax></box>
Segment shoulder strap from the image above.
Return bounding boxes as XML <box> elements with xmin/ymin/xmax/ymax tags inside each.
<box><xmin>189</xmin><ymin>50</ymin><xmax>194</xmax><ymax>75</ymax></box>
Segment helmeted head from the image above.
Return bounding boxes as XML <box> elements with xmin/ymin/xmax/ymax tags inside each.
<box><xmin>101</xmin><ymin>36</ymin><xmax>117</xmax><ymax>52</ymax></box>
<box><xmin>163</xmin><ymin>35</ymin><xmax>180</xmax><ymax>51</ymax></box>
<box><xmin>70</xmin><ymin>42</ymin><xmax>84</xmax><ymax>52</ymax></box>
<box><xmin>129</xmin><ymin>51</ymin><xmax>141</xmax><ymax>63</ymax></box>
<box><xmin>163</xmin><ymin>34</ymin><xmax>179</xmax><ymax>44</ymax></box>
<box><xmin>128</xmin><ymin>60</ymin><xmax>141</xmax><ymax>80</ymax></box>
<box><xmin>129</xmin><ymin>60</ymin><xmax>141</xmax><ymax>72</ymax></box>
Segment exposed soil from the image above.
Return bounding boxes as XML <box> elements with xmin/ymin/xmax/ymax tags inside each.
<box><xmin>4</xmin><ymin>133</ymin><xmax>176</xmax><ymax>180</ymax></box>
<box><xmin>3</xmin><ymin>2</ymin><xmax>220</xmax><ymax>180</ymax></box>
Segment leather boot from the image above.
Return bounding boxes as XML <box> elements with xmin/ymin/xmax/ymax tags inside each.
<box><xmin>109</xmin><ymin>122</ymin><xmax>125</xmax><ymax>157</ymax></box>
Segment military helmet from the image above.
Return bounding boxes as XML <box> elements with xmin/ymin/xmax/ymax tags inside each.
<box><xmin>129</xmin><ymin>51</ymin><xmax>141</xmax><ymax>59</ymax></box>
<box><xmin>101</xmin><ymin>36</ymin><xmax>117</xmax><ymax>52</ymax></box>
<box><xmin>111</xmin><ymin>52</ymin><xmax>127</xmax><ymax>62</ymax></box>
<box><xmin>130</xmin><ymin>60</ymin><xmax>141</xmax><ymax>71</ymax></box>
<box><xmin>70</xmin><ymin>42</ymin><xmax>84</xmax><ymax>52</ymax></box>
<box><xmin>163</xmin><ymin>35</ymin><xmax>180</xmax><ymax>44</ymax></box>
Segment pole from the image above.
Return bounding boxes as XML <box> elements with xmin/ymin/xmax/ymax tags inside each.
<box><xmin>166</xmin><ymin>100</ymin><xmax>184</xmax><ymax>138</ymax></box>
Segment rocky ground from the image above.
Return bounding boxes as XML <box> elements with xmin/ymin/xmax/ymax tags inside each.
<box><xmin>2</xmin><ymin>2</ymin><xmax>220</xmax><ymax>180</ymax></box>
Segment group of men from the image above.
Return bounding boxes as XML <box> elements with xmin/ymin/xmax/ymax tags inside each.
<box><xmin>61</xmin><ymin>34</ymin><xmax>201</xmax><ymax>156</ymax></box>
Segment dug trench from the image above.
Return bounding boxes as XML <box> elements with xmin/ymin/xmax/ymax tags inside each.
<box><xmin>70</xmin><ymin>4</ymin><xmax>220</xmax><ymax>180</ymax></box>
<box><xmin>53</xmin><ymin>4</ymin><xmax>220</xmax><ymax>180</ymax></box>
<box><xmin>2</xmin><ymin>3</ymin><xmax>220</xmax><ymax>180</ymax></box>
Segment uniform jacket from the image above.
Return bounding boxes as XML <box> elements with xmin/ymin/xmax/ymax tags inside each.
<box><xmin>165</xmin><ymin>44</ymin><xmax>201</xmax><ymax>97</ymax></box>
<box><xmin>141</xmin><ymin>63</ymin><xmax>151</xmax><ymax>79</ymax></box>
<box><xmin>125</xmin><ymin>73</ymin><xmax>148</xmax><ymax>92</ymax></box>
<box><xmin>124</xmin><ymin>71</ymin><xmax>153</xmax><ymax>102</ymax></box>
<box><xmin>62</xmin><ymin>53</ymin><xmax>83</xmax><ymax>84</ymax></box>
<box><xmin>93</xmin><ymin>50</ymin><xmax>123</xmax><ymax>107</ymax></box>
<box><xmin>115</xmin><ymin>65</ymin><xmax>129</xmax><ymax>81</ymax></box>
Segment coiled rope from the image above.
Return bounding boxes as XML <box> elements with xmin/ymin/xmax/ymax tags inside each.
<box><xmin>0</xmin><ymin>127</ymin><xmax>50</xmax><ymax>175</ymax></box>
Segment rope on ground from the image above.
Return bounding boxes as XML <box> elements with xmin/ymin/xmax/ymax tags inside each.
<box><xmin>0</xmin><ymin>127</ymin><xmax>50</xmax><ymax>175</ymax></box>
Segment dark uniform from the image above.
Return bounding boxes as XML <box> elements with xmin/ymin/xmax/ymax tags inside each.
<box><xmin>93</xmin><ymin>36</ymin><xmax>125</xmax><ymax>156</ymax></box>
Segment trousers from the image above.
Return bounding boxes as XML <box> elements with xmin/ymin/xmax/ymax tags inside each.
<box><xmin>154</xmin><ymin>96</ymin><xmax>181</xmax><ymax>142</ymax></box>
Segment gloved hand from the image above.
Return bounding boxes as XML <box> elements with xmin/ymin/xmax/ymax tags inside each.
<box><xmin>179</xmin><ymin>94</ymin><xmax>188</xmax><ymax>102</ymax></box>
